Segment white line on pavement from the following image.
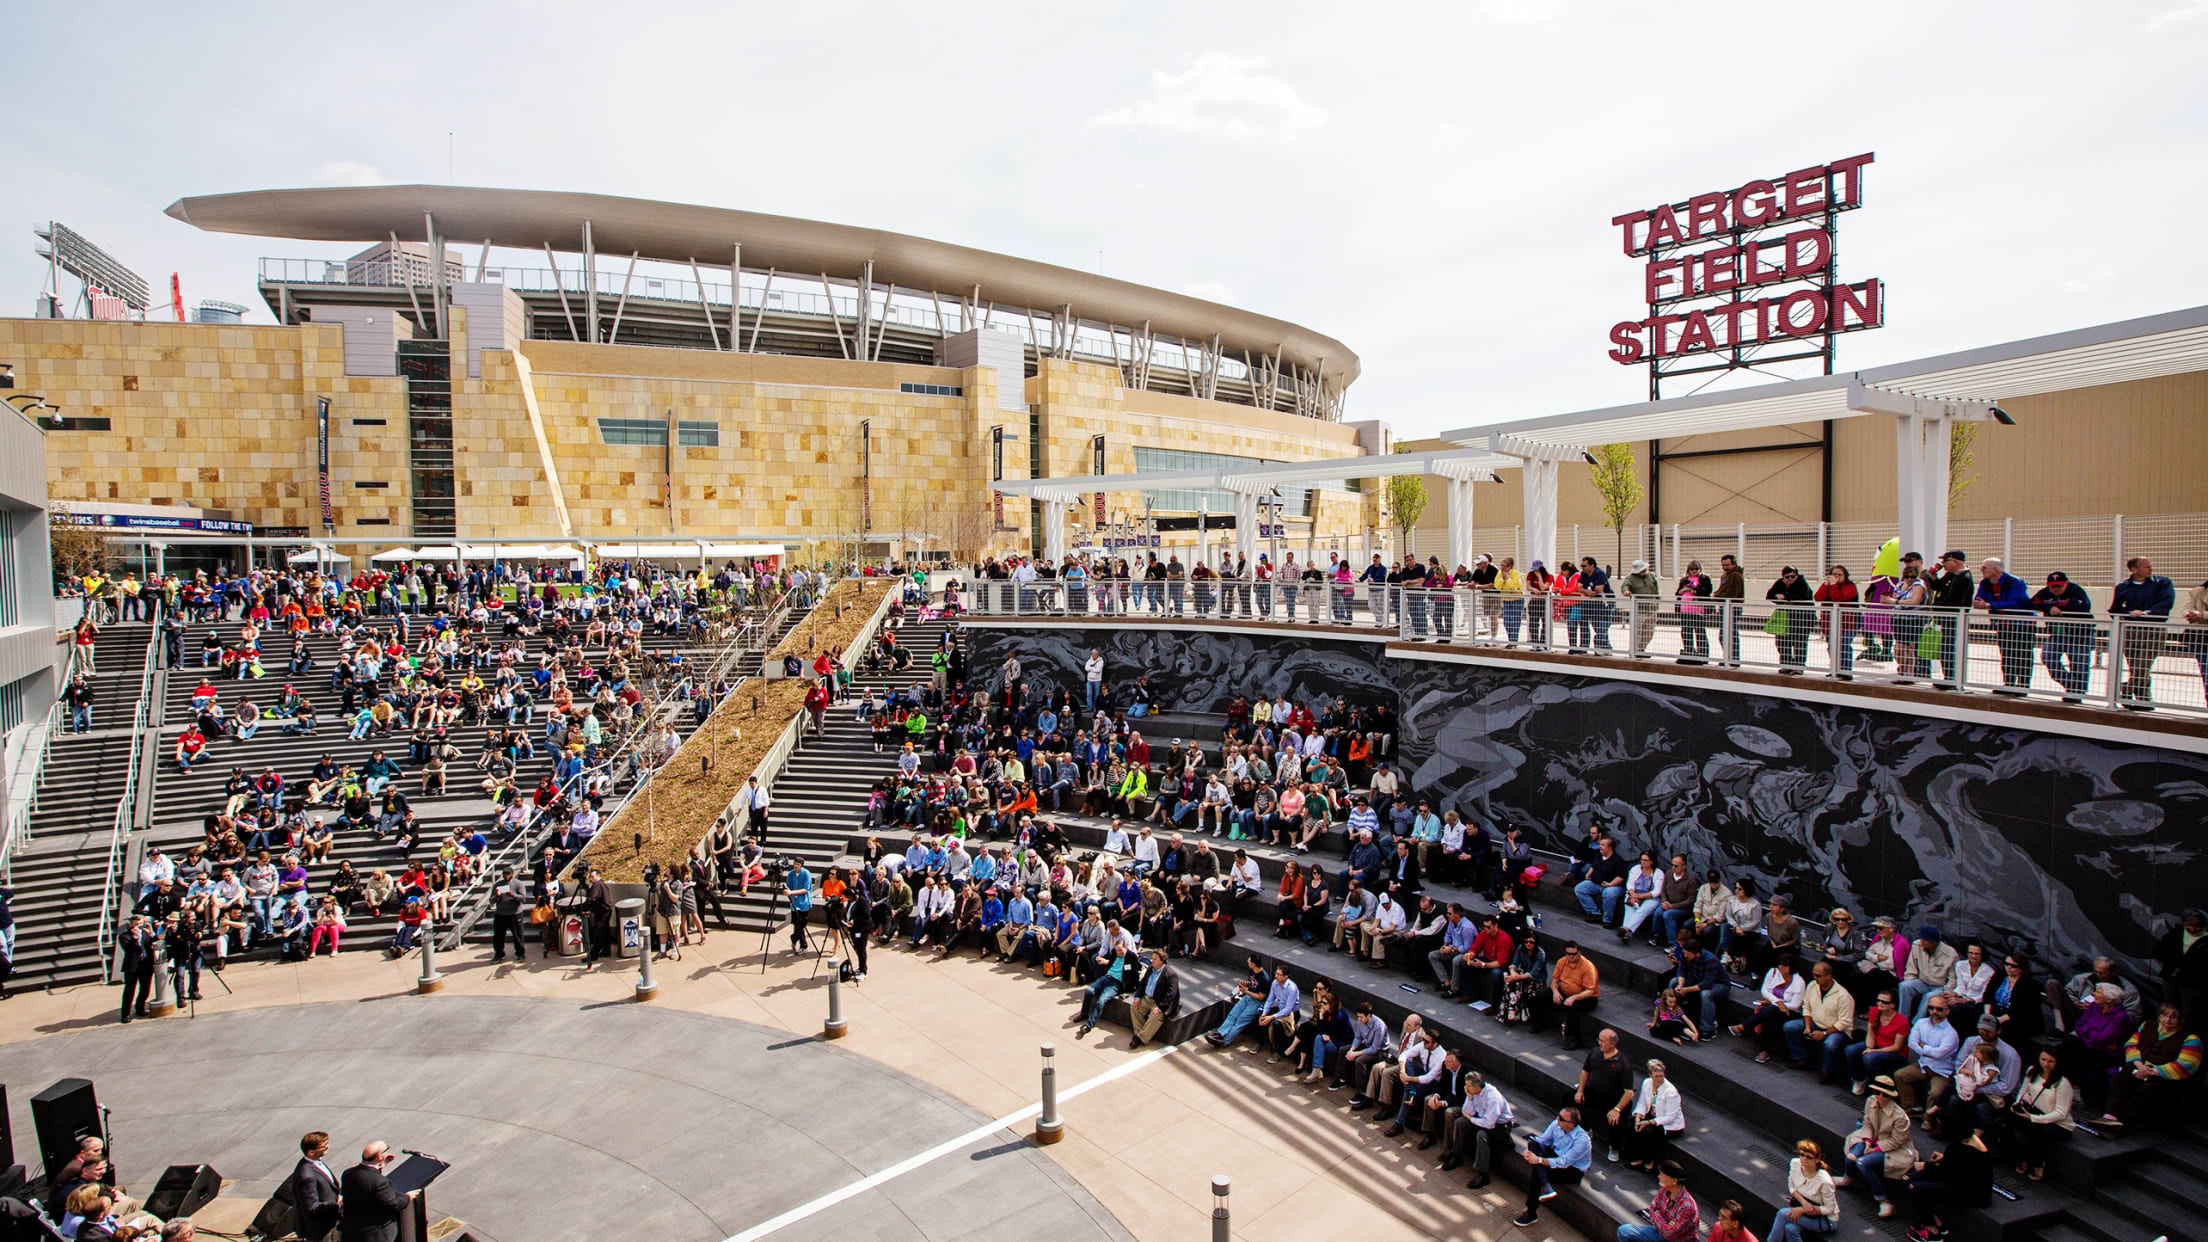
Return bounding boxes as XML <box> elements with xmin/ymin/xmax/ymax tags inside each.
<box><xmin>721</xmin><ymin>1040</ymin><xmax>1182</xmax><ymax>1242</ymax></box>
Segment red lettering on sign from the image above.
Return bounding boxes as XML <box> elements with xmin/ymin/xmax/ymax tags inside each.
<box><xmin>1645</xmin><ymin>205</ymin><xmax>1684</xmax><ymax>249</ymax></box>
<box><xmin>1674</xmin><ymin>310</ymin><xmax>1716</xmax><ymax>354</ymax></box>
<box><xmin>1611</xmin><ymin>210</ymin><xmax>1652</xmax><ymax>255</ymax></box>
<box><xmin>1777</xmin><ymin>290</ymin><xmax>1829</xmax><ymax>336</ymax></box>
<box><xmin>1783</xmin><ymin>165</ymin><xmax>1828</xmax><ymax>217</ymax></box>
<box><xmin>1733</xmin><ymin>179</ymin><xmax>1779</xmax><ymax>227</ymax></box>
<box><xmin>1782</xmin><ymin>229</ymin><xmax>1833</xmax><ymax>278</ymax></box>
<box><xmin>1832</xmin><ymin>277</ymin><xmax>1883</xmax><ymax>329</ymax></box>
<box><xmin>1608</xmin><ymin>322</ymin><xmax>1646</xmax><ymax>363</ymax></box>
<box><xmin>1699</xmin><ymin>244</ymin><xmax>1741</xmax><ymax>295</ymax></box>
<box><xmin>1827</xmin><ymin>153</ymin><xmax>1874</xmax><ymax>207</ymax></box>
<box><xmin>1645</xmin><ymin>258</ymin><xmax>1682</xmax><ymax>303</ymax></box>
<box><xmin>1686</xmin><ymin>192</ymin><xmax>1729</xmax><ymax>241</ymax></box>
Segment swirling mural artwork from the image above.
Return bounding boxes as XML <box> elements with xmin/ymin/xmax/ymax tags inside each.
<box><xmin>965</xmin><ymin>625</ymin><xmax>2204</xmax><ymax>981</ymax></box>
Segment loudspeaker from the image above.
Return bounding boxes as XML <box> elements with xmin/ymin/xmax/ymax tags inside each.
<box><xmin>245</xmin><ymin>1178</ymin><xmax>296</xmax><ymax>1241</ymax></box>
<box><xmin>28</xmin><ymin>1079</ymin><xmax>100</xmax><ymax>1186</ymax></box>
<box><xmin>143</xmin><ymin>1163</ymin><xmax>221</xmax><ymax>1221</ymax></box>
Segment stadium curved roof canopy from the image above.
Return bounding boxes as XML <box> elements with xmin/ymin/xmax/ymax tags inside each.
<box><xmin>165</xmin><ymin>185</ymin><xmax>1360</xmax><ymax>392</ymax></box>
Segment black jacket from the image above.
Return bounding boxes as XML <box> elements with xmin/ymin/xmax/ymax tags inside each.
<box><xmin>2160</xmin><ymin>924</ymin><xmax>2208</xmax><ymax>990</ymax></box>
<box><xmin>338</xmin><ymin>1163</ymin><xmax>407</xmax><ymax>1242</ymax></box>
<box><xmin>1143</xmin><ymin>964</ymin><xmax>1181</xmax><ymax>1017</ymax></box>
<box><xmin>292</xmin><ymin>1156</ymin><xmax>343</xmax><ymax>1237</ymax></box>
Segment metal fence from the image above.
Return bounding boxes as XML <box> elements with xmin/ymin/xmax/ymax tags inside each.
<box><xmin>962</xmin><ymin>581</ymin><xmax>2208</xmax><ymax>717</ymax></box>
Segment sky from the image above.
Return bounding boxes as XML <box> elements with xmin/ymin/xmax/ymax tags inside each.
<box><xmin>7</xmin><ymin>1</ymin><xmax>2206</xmax><ymax>438</ymax></box>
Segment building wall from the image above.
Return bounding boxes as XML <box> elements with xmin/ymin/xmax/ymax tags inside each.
<box><xmin>0</xmin><ymin>316</ymin><xmax>1367</xmax><ymax>560</ymax></box>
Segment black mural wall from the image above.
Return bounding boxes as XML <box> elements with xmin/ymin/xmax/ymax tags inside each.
<box><xmin>968</xmin><ymin>624</ymin><xmax>2207</xmax><ymax>981</ymax></box>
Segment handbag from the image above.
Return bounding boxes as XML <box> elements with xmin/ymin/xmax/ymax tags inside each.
<box><xmin>1916</xmin><ymin>623</ymin><xmax>1941</xmax><ymax>661</ymax></box>
<box><xmin>529</xmin><ymin>903</ymin><xmax>555</xmax><ymax>925</ymax></box>
<box><xmin>1042</xmin><ymin>956</ymin><xmax>1063</xmax><ymax>978</ymax></box>
<box><xmin>1763</xmin><ymin>612</ymin><xmax>1790</xmax><ymax>637</ymax></box>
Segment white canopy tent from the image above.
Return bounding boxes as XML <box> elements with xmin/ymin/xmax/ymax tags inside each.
<box><xmin>287</xmin><ymin>548</ymin><xmax>352</xmax><ymax>567</ymax></box>
<box><xmin>590</xmin><ymin>541</ymin><xmax>787</xmax><ymax>561</ymax></box>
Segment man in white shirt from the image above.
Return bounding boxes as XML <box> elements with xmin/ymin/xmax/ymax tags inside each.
<box><xmin>137</xmin><ymin>846</ymin><xmax>177</xmax><ymax>901</ymax></box>
<box><xmin>1443</xmin><ymin>1071</ymin><xmax>1515</xmax><ymax>1183</ymax></box>
<box><xmin>1084</xmin><ymin>650</ymin><xmax>1105</xmax><ymax>712</ymax></box>
<box><xmin>739</xmin><ymin>776</ymin><xmax>772</xmax><ymax>844</ymax></box>
<box><xmin>1362</xmin><ymin>890</ymin><xmax>1410</xmax><ymax>967</ymax></box>
<box><xmin>1226</xmin><ymin>850</ymin><xmax>1263</xmax><ymax>912</ymax></box>
<box><xmin>1332</xmin><ymin>881</ymin><xmax>1376</xmax><ymax>953</ymax></box>
<box><xmin>1370</xmin><ymin>1026</ymin><xmax>1441</xmax><ymax>1126</ymax></box>
<box><xmin>1350</xmin><ymin>1013</ymin><xmax>1423</xmax><ymax>1110</ymax></box>
<box><xmin>1131</xmin><ymin>827</ymin><xmax>1161</xmax><ymax>876</ymax></box>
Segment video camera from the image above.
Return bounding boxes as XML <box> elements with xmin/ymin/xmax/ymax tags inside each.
<box><xmin>641</xmin><ymin>861</ymin><xmax>662</xmax><ymax>888</ymax></box>
<box><xmin>762</xmin><ymin>854</ymin><xmax>802</xmax><ymax>885</ymax></box>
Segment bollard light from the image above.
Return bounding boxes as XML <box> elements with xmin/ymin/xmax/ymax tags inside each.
<box><xmin>823</xmin><ymin>973</ymin><xmax>849</xmax><ymax>1039</ymax></box>
<box><xmin>635</xmin><ymin>933</ymin><xmax>659</xmax><ymax>1002</ymax></box>
<box><xmin>1212</xmin><ymin>1175</ymin><xmax>1231</xmax><ymax>1242</ymax></box>
<box><xmin>147</xmin><ymin>956</ymin><xmax>177</xmax><ymax>1018</ymax></box>
<box><xmin>417</xmin><ymin>915</ymin><xmax>444</xmax><ymax>994</ymax></box>
<box><xmin>1035</xmin><ymin>1042</ymin><xmax>1063</xmax><ymax>1144</ymax></box>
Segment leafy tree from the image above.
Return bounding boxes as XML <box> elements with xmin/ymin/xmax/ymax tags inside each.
<box><xmin>1383</xmin><ymin>446</ymin><xmax>1428</xmax><ymax>557</ymax></box>
<box><xmin>1586</xmin><ymin>443</ymin><xmax>1645</xmax><ymax>569</ymax></box>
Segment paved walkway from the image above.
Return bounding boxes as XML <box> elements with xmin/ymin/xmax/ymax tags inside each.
<box><xmin>0</xmin><ymin>933</ymin><xmax>1587</xmax><ymax>1242</ymax></box>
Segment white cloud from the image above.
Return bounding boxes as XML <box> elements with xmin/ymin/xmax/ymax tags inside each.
<box><xmin>313</xmin><ymin>160</ymin><xmax>386</xmax><ymax>186</ymax></box>
<box><xmin>1471</xmin><ymin>0</ymin><xmax>1570</xmax><ymax>23</ymax></box>
<box><xmin>1088</xmin><ymin>53</ymin><xmax>1325</xmax><ymax>142</ymax></box>
<box><xmin>1180</xmin><ymin>280</ymin><xmax>1237</xmax><ymax>303</ymax></box>
<box><xmin>2142</xmin><ymin>1</ymin><xmax>2208</xmax><ymax>31</ymax></box>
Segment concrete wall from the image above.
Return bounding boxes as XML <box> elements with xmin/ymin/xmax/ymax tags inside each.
<box><xmin>0</xmin><ymin>410</ymin><xmax>56</xmax><ymax>725</ymax></box>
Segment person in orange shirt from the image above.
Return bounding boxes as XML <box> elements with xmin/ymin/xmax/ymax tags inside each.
<box><xmin>1550</xmin><ymin>564</ymin><xmax>1585</xmax><ymax>651</ymax></box>
<box><xmin>1551</xmin><ymin>940</ymin><xmax>1602</xmax><ymax>1049</ymax></box>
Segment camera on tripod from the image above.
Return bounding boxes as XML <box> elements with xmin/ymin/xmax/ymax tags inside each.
<box><xmin>641</xmin><ymin>861</ymin><xmax>662</xmax><ymax>888</ymax></box>
<box><xmin>762</xmin><ymin>855</ymin><xmax>800</xmax><ymax>885</ymax></box>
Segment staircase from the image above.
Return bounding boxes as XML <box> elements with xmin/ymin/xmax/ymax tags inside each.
<box><xmin>710</xmin><ymin>613</ymin><xmax>956</xmax><ymax>936</ymax></box>
<box><xmin>5</xmin><ymin>624</ymin><xmax>156</xmax><ymax>993</ymax></box>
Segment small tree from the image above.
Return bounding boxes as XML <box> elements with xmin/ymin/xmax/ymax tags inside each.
<box><xmin>1382</xmin><ymin>446</ymin><xmax>1428</xmax><ymax>558</ymax></box>
<box><xmin>1586</xmin><ymin>442</ymin><xmax>1645</xmax><ymax>570</ymax></box>
<box><xmin>47</xmin><ymin>499</ymin><xmax>108</xmax><ymax>584</ymax></box>
<box><xmin>1948</xmin><ymin>422</ymin><xmax>1981</xmax><ymax>509</ymax></box>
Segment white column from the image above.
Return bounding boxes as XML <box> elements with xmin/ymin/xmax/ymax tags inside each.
<box><xmin>1447</xmin><ymin>476</ymin><xmax>1477</xmax><ymax>572</ymax></box>
<box><xmin>1231</xmin><ymin>491</ymin><xmax>1258</xmax><ymax>563</ymax></box>
<box><xmin>1043</xmin><ymin>500</ymin><xmax>1068</xmax><ymax>564</ymax></box>
<box><xmin>1894</xmin><ymin>414</ymin><xmax>1924</xmax><ymax>557</ymax></box>
<box><xmin>1923</xmin><ymin>414</ymin><xmax>1953</xmax><ymax>558</ymax></box>
<box><xmin>1523</xmin><ymin>459</ymin><xmax>1558</xmax><ymax>570</ymax></box>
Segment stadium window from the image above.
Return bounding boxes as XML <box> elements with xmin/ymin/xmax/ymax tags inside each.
<box><xmin>34</xmin><ymin>416</ymin><xmax>112</xmax><ymax>431</ymax></box>
<box><xmin>351</xmin><ymin>418</ymin><xmax>388</xmax><ymax>426</ymax></box>
<box><xmin>597</xmin><ymin>417</ymin><xmax>668</xmax><ymax>446</ymax></box>
<box><xmin>676</xmin><ymin>420</ymin><xmax>720</xmax><ymax>447</ymax></box>
<box><xmin>354</xmin><ymin>518</ymin><xmax>392</xmax><ymax>526</ymax></box>
<box><xmin>353</xmin><ymin>481</ymin><xmax>391</xmax><ymax>489</ymax></box>
<box><xmin>898</xmin><ymin>382</ymin><xmax>963</xmax><ymax>397</ymax></box>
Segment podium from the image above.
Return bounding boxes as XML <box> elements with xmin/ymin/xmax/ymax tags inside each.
<box><xmin>386</xmin><ymin>1154</ymin><xmax>450</xmax><ymax>1242</ymax></box>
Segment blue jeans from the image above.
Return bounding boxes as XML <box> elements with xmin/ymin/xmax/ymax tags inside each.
<box><xmin>1675</xmin><ymin>977</ymin><xmax>1729</xmax><ymax>1036</ymax></box>
<box><xmin>1574</xmin><ymin>880</ymin><xmax>1623</xmax><ymax>923</ymax></box>
<box><xmin>1784</xmin><ymin>1021</ymin><xmax>1851</xmax><ymax>1075</ymax></box>
<box><xmin>1086</xmin><ymin>681</ymin><xmax>1099</xmax><ymax>711</ymax></box>
<box><xmin>250</xmin><ymin>894</ymin><xmax>277</xmax><ymax>936</ymax></box>
<box><xmin>1214</xmin><ymin>995</ymin><xmax>1264</xmax><ymax>1043</ymax></box>
<box><xmin>1898</xmin><ymin>978</ymin><xmax>1937</xmax><ymax>1022</ymax></box>
<box><xmin>1619</xmin><ymin>1226</ymin><xmax>1666</xmax><ymax>1242</ymax></box>
<box><xmin>1765</xmin><ymin>1212</ymin><xmax>1836</xmax><ymax>1242</ymax></box>
<box><xmin>71</xmin><ymin>705</ymin><xmax>90</xmax><ymax>732</ymax></box>
<box><xmin>1082</xmin><ymin>978</ymin><xmax>1122</xmax><ymax>1027</ymax></box>
<box><xmin>1845</xmin><ymin>1143</ymin><xmax>1889</xmax><ymax>1201</ymax></box>
<box><xmin>1847</xmin><ymin>1045</ymin><xmax>1907</xmax><ymax>1088</ymax></box>
<box><xmin>1659</xmin><ymin>908</ymin><xmax>1691</xmax><ymax>944</ymax></box>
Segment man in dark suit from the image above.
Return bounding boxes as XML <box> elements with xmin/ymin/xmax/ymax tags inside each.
<box><xmin>338</xmin><ymin>1142</ymin><xmax>409</xmax><ymax>1242</ymax></box>
<box><xmin>1127</xmin><ymin>947</ymin><xmax>1179</xmax><ymax>1049</ymax></box>
<box><xmin>290</xmin><ymin>1131</ymin><xmax>342</xmax><ymax>1241</ymax></box>
<box><xmin>1388</xmin><ymin>838</ymin><xmax>1423</xmax><ymax>903</ymax></box>
<box><xmin>118</xmin><ymin>915</ymin><xmax>158</xmax><ymax>1023</ymax></box>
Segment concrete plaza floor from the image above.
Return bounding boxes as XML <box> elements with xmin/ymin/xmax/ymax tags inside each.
<box><xmin>0</xmin><ymin>931</ymin><xmax>1587</xmax><ymax>1242</ymax></box>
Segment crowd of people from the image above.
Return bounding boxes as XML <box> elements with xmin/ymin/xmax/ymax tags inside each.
<box><xmin>953</xmin><ymin>548</ymin><xmax>2208</xmax><ymax>709</ymax></box>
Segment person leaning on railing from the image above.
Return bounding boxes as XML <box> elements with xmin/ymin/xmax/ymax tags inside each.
<box><xmin>2028</xmin><ymin>572</ymin><xmax>2095</xmax><ymax>702</ymax></box>
<box><xmin>2110</xmin><ymin>556</ymin><xmax>2175</xmax><ymax>707</ymax></box>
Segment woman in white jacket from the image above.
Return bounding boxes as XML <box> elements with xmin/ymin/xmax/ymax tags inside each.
<box><xmin>1618</xmin><ymin>1058</ymin><xmax>1685</xmax><ymax>1171</ymax></box>
<box><xmin>1769</xmin><ymin>1138</ymin><xmax>1842</xmax><ymax>1242</ymax></box>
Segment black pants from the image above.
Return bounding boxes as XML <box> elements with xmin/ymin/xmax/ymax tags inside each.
<box><xmin>1522</xmin><ymin>1138</ymin><xmax>1583</xmax><ymax>1214</ymax></box>
<box><xmin>696</xmin><ymin>882</ymin><xmax>725</xmax><ymax>924</ymax></box>
<box><xmin>120</xmin><ymin>966</ymin><xmax>154</xmax><ymax>1018</ymax></box>
<box><xmin>1559</xmin><ymin>994</ymin><xmax>1598</xmax><ymax>1046</ymax></box>
<box><xmin>491</xmin><ymin>913</ymin><xmax>525</xmax><ymax>960</ymax></box>
<box><xmin>849</xmin><ymin>926</ymin><xmax>869</xmax><ymax>975</ymax></box>
<box><xmin>586</xmin><ymin>921</ymin><xmax>612</xmax><ymax>963</ymax></box>
<box><xmin>791</xmin><ymin>906</ymin><xmax>812</xmax><ymax>950</ymax></box>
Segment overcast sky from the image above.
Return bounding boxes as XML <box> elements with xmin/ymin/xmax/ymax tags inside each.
<box><xmin>8</xmin><ymin>1</ymin><xmax>2205</xmax><ymax>437</ymax></box>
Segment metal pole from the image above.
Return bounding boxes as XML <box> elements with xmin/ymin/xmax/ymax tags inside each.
<box><xmin>147</xmin><ymin>953</ymin><xmax>177</xmax><ymax>1017</ymax></box>
<box><xmin>417</xmin><ymin>916</ymin><xmax>444</xmax><ymax>993</ymax></box>
<box><xmin>2003</xmin><ymin>517</ymin><xmax>2014</xmax><ymax>576</ymax></box>
<box><xmin>1035</xmin><ymin>1042</ymin><xmax>1064</xmax><ymax>1144</ymax></box>
<box><xmin>1737</xmin><ymin>522</ymin><xmax>1747</xmax><ymax>569</ymax></box>
<box><xmin>635</xmin><ymin>933</ymin><xmax>659</xmax><ymax>1001</ymax></box>
<box><xmin>823</xmin><ymin>972</ymin><xmax>848</xmax><ymax>1039</ymax></box>
<box><xmin>1211</xmin><ymin>1176</ymin><xmax>1231</xmax><ymax>1242</ymax></box>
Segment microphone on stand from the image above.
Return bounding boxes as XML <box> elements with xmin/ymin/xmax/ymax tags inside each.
<box><xmin>400</xmin><ymin>1148</ymin><xmax>443</xmax><ymax>1162</ymax></box>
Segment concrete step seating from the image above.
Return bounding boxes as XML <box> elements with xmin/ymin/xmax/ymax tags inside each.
<box><xmin>832</xmin><ymin>737</ymin><xmax>2208</xmax><ymax>1242</ymax></box>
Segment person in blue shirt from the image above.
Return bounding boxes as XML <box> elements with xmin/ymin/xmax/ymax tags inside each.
<box><xmin>1972</xmin><ymin>556</ymin><xmax>2037</xmax><ymax>693</ymax></box>
<box><xmin>1358</xmin><ymin>555</ymin><xmax>1391</xmax><ymax>626</ymax></box>
<box><xmin>783</xmin><ymin>861</ymin><xmax>815</xmax><ymax>954</ymax></box>
<box><xmin>994</xmin><ymin>889</ymin><xmax>1036</xmax><ymax>961</ymax></box>
<box><xmin>1076</xmin><ymin>944</ymin><xmax>1131</xmax><ymax>1037</ymax></box>
<box><xmin>976</xmin><ymin>891</ymin><xmax>1006</xmax><ymax>959</ymax></box>
<box><xmin>1512</xmin><ymin>1107</ymin><xmax>1592</xmax><ymax>1226</ymax></box>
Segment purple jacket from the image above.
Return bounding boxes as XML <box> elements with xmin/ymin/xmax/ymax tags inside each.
<box><xmin>2074</xmin><ymin>1003</ymin><xmax>2134</xmax><ymax>1058</ymax></box>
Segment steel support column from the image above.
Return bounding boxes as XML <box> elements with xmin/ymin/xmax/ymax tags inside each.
<box><xmin>1231</xmin><ymin>491</ymin><xmax>1258</xmax><ymax>564</ymax></box>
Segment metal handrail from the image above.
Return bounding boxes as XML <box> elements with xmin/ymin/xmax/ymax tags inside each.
<box><xmin>93</xmin><ymin>622</ymin><xmax>163</xmax><ymax>983</ymax></box>
<box><xmin>437</xmin><ymin>586</ymin><xmax>828</xmax><ymax>947</ymax></box>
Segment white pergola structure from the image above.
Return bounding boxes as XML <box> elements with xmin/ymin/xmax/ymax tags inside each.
<box><xmin>1445</xmin><ymin>303</ymin><xmax>2208</xmax><ymax>563</ymax></box>
<box><xmin>999</xmin><ymin>447</ymin><xmax>1511</xmax><ymax>569</ymax></box>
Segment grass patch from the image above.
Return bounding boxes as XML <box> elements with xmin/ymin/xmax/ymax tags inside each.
<box><xmin>768</xmin><ymin>579</ymin><xmax>893</xmax><ymax>662</ymax></box>
<box><xmin>584</xmin><ymin>677</ymin><xmax>814</xmax><ymax>882</ymax></box>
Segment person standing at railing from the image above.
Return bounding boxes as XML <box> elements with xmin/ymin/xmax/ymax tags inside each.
<box><xmin>1359</xmin><ymin>554</ymin><xmax>1390</xmax><ymax>628</ymax></box>
<box><xmin>2029</xmin><ymin>572</ymin><xmax>2096</xmax><ymax>703</ymax></box>
<box><xmin>1715</xmin><ymin>555</ymin><xmax>1746</xmax><ymax>665</ymax></box>
<box><xmin>1973</xmin><ymin>558</ymin><xmax>2036</xmax><ymax>695</ymax></box>
<box><xmin>1815</xmin><ymin>566</ymin><xmax>1862</xmax><ymax>680</ymax></box>
<box><xmin>2184</xmin><ymin>578</ymin><xmax>2208</xmax><ymax>704</ymax></box>
<box><xmin>2108</xmin><ymin>556</ymin><xmax>2177</xmax><ymax>709</ymax></box>
<box><xmin>1673</xmin><ymin>560</ymin><xmax>1714</xmax><ymax>663</ymax></box>
<box><xmin>1621</xmin><ymin>560</ymin><xmax>1660</xmax><ymax>656</ymax></box>
<box><xmin>1765</xmin><ymin>567</ymin><xmax>1814</xmax><ymax>673</ymax></box>
<box><xmin>1525</xmin><ymin>562</ymin><xmax>1553</xmax><ymax>648</ymax></box>
<box><xmin>1928</xmin><ymin>552</ymin><xmax>1975</xmax><ymax>689</ymax></box>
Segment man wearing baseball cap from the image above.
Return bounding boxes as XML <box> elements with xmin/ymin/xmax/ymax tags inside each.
<box><xmin>1622</xmin><ymin>559</ymin><xmax>1661</xmax><ymax>655</ymax></box>
<box><xmin>2029</xmin><ymin>571</ymin><xmax>2095</xmax><ymax>701</ymax></box>
<box><xmin>1973</xmin><ymin>556</ymin><xmax>2035</xmax><ymax>693</ymax></box>
<box><xmin>1927</xmin><ymin>552</ymin><xmax>1975</xmax><ymax>688</ymax></box>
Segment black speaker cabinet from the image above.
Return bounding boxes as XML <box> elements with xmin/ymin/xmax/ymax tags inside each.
<box><xmin>28</xmin><ymin>1079</ymin><xmax>99</xmax><ymax>1186</ymax></box>
<box><xmin>142</xmin><ymin>1163</ymin><xmax>221</xmax><ymax>1221</ymax></box>
<box><xmin>246</xmin><ymin>1177</ymin><xmax>296</xmax><ymax>1241</ymax></box>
